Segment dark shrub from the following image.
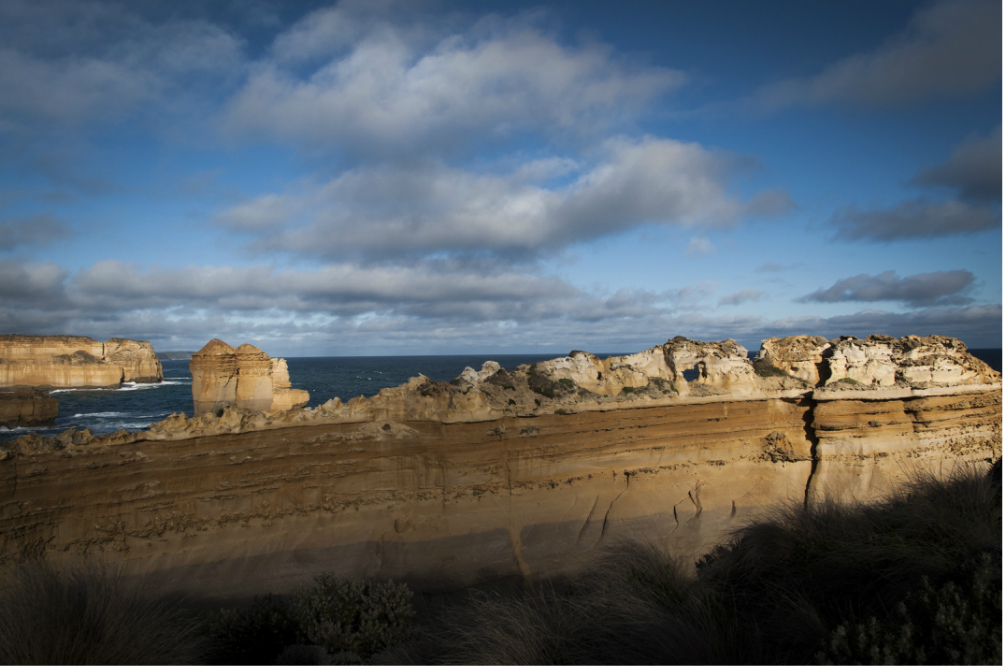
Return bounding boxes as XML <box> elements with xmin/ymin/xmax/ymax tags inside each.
<box><xmin>206</xmin><ymin>593</ymin><xmax>299</xmax><ymax>665</ymax></box>
<box><xmin>292</xmin><ymin>575</ymin><xmax>415</xmax><ymax>660</ymax></box>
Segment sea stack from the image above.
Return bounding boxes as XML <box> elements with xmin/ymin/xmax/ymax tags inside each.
<box><xmin>190</xmin><ymin>339</ymin><xmax>309</xmax><ymax>416</ymax></box>
<box><xmin>0</xmin><ymin>387</ymin><xmax>58</xmax><ymax>428</ymax></box>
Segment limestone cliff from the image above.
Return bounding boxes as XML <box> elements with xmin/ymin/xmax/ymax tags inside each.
<box><xmin>0</xmin><ymin>387</ymin><xmax>58</xmax><ymax>428</ymax></box>
<box><xmin>190</xmin><ymin>340</ymin><xmax>309</xmax><ymax>416</ymax></box>
<box><xmin>0</xmin><ymin>335</ymin><xmax>163</xmax><ymax>388</ymax></box>
<box><xmin>0</xmin><ymin>334</ymin><xmax>998</xmax><ymax>600</ymax></box>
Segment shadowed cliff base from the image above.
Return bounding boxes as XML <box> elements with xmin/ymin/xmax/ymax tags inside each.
<box><xmin>1</xmin><ymin>462</ymin><xmax>997</xmax><ymax>665</ymax></box>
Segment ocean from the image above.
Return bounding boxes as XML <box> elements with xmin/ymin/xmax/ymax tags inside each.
<box><xmin>2</xmin><ymin>349</ymin><xmax>1000</xmax><ymax>443</ymax></box>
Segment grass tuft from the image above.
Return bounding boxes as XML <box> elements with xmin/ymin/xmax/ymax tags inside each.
<box><xmin>0</xmin><ymin>561</ymin><xmax>206</xmax><ymax>665</ymax></box>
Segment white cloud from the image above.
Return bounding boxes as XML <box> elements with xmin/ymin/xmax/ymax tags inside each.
<box><xmin>224</xmin><ymin>15</ymin><xmax>685</xmax><ymax>156</ymax></box>
<box><xmin>219</xmin><ymin>137</ymin><xmax>787</xmax><ymax>258</ymax></box>
<box><xmin>756</xmin><ymin>0</ymin><xmax>1000</xmax><ymax>109</ymax></box>
<box><xmin>685</xmin><ymin>237</ymin><xmax>716</xmax><ymax>257</ymax></box>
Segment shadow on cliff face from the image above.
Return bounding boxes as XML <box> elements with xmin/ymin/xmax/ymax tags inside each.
<box><xmin>1</xmin><ymin>462</ymin><xmax>998</xmax><ymax>665</ymax></box>
<box><xmin>396</xmin><ymin>460</ymin><xmax>1001</xmax><ymax>665</ymax></box>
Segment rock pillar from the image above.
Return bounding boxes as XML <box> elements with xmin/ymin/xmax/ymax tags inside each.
<box><xmin>269</xmin><ymin>358</ymin><xmax>310</xmax><ymax>411</ymax></box>
<box><xmin>235</xmin><ymin>344</ymin><xmax>274</xmax><ymax>412</ymax></box>
<box><xmin>190</xmin><ymin>339</ymin><xmax>309</xmax><ymax>416</ymax></box>
<box><xmin>190</xmin><ymin>339</ymin><xmax>238</xmax><ymax>417</ymax></box>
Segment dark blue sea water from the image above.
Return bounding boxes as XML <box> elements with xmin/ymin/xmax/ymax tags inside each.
<box><xmin>2</xmin><ymin>349</ymin><xmax>1000</xmax><ymax>443</ymax></box>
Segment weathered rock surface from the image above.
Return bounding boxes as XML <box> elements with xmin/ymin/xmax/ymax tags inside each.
<box><xmin>190</xmin><ymin>340</ymin><xmax>309</xmax><ymax>416</ymax></box>
<box><xmin>0</xmin><ymin>387</ymin><xmax>58</xmax><ymax>428</ymax></box>
<box><xmin>0</xmin><ymin>335</ymin><xmax>162</xmax><ymax>388</ymax></box>
<box><xmin>0</xmin><ymin>334</ymin><xmax>998</xmax><ymax>600</ymax></box>
<box><xmin>104</xmin><ymin>338</ymin><xmax>163</xmax><ymax>383</ymax></box>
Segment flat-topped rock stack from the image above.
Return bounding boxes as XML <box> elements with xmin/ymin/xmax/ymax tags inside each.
<box><xmin>0</xmin><ymin>387</ymin><xmax>58</xmax><ymax>429</ymax></box>
<box><xmin>0</xmin><ymin>335</ymin><xmax>163</xmax><ymax>388</ymax></box>
<box><xmin>0</xmin><ymin>333</ymin><xmax>998</xmax><ymax>600</ymax></box>
<box><xmin>189</xmin><ymin>339</ymin><xmax>309</xmax><ymax>416</ymax></box>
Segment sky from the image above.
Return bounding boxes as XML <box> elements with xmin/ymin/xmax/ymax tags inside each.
<box><xmin>0</xmin><ymin>0</ymin><xmax>1000</xmax><ymax>357</ymax></box>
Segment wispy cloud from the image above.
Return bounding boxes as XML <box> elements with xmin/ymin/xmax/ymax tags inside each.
<box><xmin>0</xmin><ymin>214</ymin><xmax>71</xmax><ymax>251</ymax></box>
<box><xmin>799</xmin><ymin>270</ymin><xmax>975</xmax><ymax>307</ymax></box>
<box><xmin>910</xmin><ymin>126</ymin><xmax>1001</xmax><ymax>202</ymax></box>
<box><xmin>719</xmin><ymin>288</ymin><xmax>766</xmax><ymax>306</ymax></box>
<box><xmin>754</xmin><ymin>0</ymin><xmax>1000</xmax><ymax>110</ymax></box>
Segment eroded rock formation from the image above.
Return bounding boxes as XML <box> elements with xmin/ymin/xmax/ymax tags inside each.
<box><xmin>190</xmin><ymin>339</ymin><xmax>309</xmax><ymax>416</ymax></box>
<box><xmin>0</xmin><ymin>335</ymin><xmax>163</xmax><ymax>388</ymax></box>
<box><xmin>0</xmin><ymin>334</ymin><xmax>998</xmax><ymax>600</ymax></box>
<box><xmin>0</xmin><ymin>388</ymin><xmax>58</xmax><ymax>428</ymax></box>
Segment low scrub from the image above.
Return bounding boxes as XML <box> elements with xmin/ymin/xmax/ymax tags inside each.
<box><xmin>0</xmin><ymin>562</ymin><xmax>206</xmax><ymax>665</ymax></box>
<box><xmin>206</xmin><ymin>575</ymin><xmax>414</xmax><ymax>665</ymax></box>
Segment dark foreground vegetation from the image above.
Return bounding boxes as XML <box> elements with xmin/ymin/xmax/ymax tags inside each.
<box><xmin>1</xmin><ymin>461</ymin><xmax>999</xmax><ymax>665</ymax></box>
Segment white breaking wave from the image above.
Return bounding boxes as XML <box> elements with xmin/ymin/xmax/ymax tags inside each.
<box><xmin>73</xmin><ymin>412</ymin><xmax>129</xmax><ymax>418</ymax></box>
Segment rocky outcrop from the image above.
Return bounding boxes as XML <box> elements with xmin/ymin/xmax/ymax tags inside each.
<box><xmin>0</xmin><ymin>335</ymin><xmax>162</xmax><ymax>388</ymax></box>
<box><xmin>0</xmin><ymin>334</ymin><xmax>998</xmax><ymax>600</ymax></box>
<box><xmin>103</xmin><ymin>338</ymin><xmax>163</xmax><ymax>383</ymax></box>
<box><xmin>190</xmin><ymin>340</ymin><xmax>309</xmax><ymax>416</ymax></box>
<box><xmin>0</xmin><ymin>387</ymin><xmax>58</xmax><ymax>428</ymax></box>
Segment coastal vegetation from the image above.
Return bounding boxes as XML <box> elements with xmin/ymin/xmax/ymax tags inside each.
<box><xmin>0</xmin><ymin>462</ymin><xmax>998</xmax><ymax>664</ymax></box>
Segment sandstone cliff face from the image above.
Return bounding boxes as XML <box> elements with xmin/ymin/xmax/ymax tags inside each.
<box><xmin>0</xmin><ymin>334</ymin><xmax>998</xmax><ymax>600</ymax></box>
<box><xmin>0</xmin><ymin>335</ymin><xmax>163</xmax><ymax>388</ymax></box>
<box><xmin>0</xmin><ymin>388</ymin><xmax>58</xmax><ymax>428</ymax></box>
<box><xmin>190</xmin><ymin>340</ymin><xmax>309</xmax><ymax>416</ymax></box>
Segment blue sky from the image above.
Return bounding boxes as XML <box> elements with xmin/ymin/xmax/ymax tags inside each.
<box><xmin>0</xmin><ymin>0</ymin><xmax>999</xmax><ymax>356</ymax></box>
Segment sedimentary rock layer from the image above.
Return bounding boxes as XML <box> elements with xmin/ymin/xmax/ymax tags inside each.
<box><xmin>0</xmin><ymin>334</ymin><xmax>998</xmax><ymax>600</ymax></box>
<box><xmin>0</xmin><ymin>387</ymin><xmax>58</xmax><ymax>428</ymax></box>
<box><xmin>0</xmin><ymin>335</ymin><xmax>163</xmax><ymax>388</ymax></box>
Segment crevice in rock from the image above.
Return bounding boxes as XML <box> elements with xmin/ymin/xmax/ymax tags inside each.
<box><xmin>576</xmin><ymin>495</ymin><xmax>600</xmax><ymax>546</ymax></box>
<box><xmin>798</xmin><ymin>394</ymin><xmax>821</xmax><ymax>507</ymax></box>
<box><xmin>600</xmin><ymin>473</ymin><xmax>629</xmax><ymax>538</ymax></box>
